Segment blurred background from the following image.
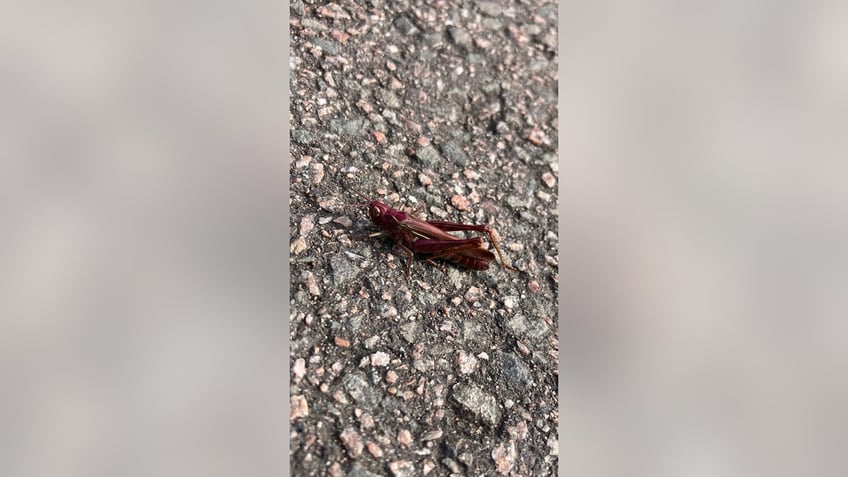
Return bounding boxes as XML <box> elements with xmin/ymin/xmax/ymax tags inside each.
<box><xmin>0</xmin><ymin>2</ymin><xmax>288</xmax><ymax>476</ymax></box>
<box><xmin>559</xmin><ymin>1</ymin><xmax>848</xmax><ymax>476</ymax></box>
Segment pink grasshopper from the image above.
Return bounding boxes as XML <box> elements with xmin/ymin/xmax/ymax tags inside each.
<box><xmin>353</xmin><ymin>193</ymin><xmax>516</xmax><ymax>276</ymax></box>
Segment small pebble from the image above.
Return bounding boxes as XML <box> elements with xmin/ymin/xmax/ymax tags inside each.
<box><xmin>429</xmin><ymin>206</ymin><xmax>449</xmax><ymax>219</ymax></box>
<box><xmin>356</xmin><ymin>99</ymin><xmax>374</xmax><ymax>113</ymax></box>
<box><xmin>290</xmin><ymin>394</ymin><xmax>309</xmax><ymax>420</ymax></box>
<box><xmin>311</xmin><ymin>162</ymin><xmax>325</xmax><ymax>184</ymax></box>
<box><xmin>359</xmin><ymin>412</ymin><xmax>374</xmax><ymax>428</ymax></box>
<box><xmin>420</xmin><ymin>428</ymin><xmax>443</xmax><ymax>441</ymax></box>
<box><xmin>292</xmin><ymin>358</ymin><xmax>306</xmax><ymax>381</ymax></box>
<box><xmin>373</xmin><ymin>130</ymin><xmax>387</xmax><ymax>143</ymax></box>
<box><xmin>397</xmin><ymin>429</ymin><xmax>413</xmax><ymax>447</ymax></box>
<box><xmin>527</xmin><ymin>127</ymin><xmax>547</xmax><ymax>145</ymax></box>
<box><xmin>330</xmin><ymin>29</ymin><xmax>349</xmax><ymax>42</ymax></box>
<box><xmin>413</xmin><ymin>359</ymin><xmax>434</xmax><ymax>373</ymax></box>
<box><xmin>418</xmin><ymin>173</ymin><xmax>432</xmax><ymax>186</ymax></box>
<box><xmin>302</xmin><ymin>271</ymin><xmax>321</xmax><ymax>296</ymax></box>
<box><xmin>394</xmin><ymin>16</ymin><xmax>418</xmax><ymax>35</ymax></box>
<box><xmin>475</xmin><ymin>37</ymin><xmax>492</xmax><ymax>48</ymax></box>
<box><xmin>290</xmin><ymin>237</ymin><xmax>307</xmax><ymax>255</ymax></box>
<box><xmin>491</xmin><ymin>440</ymin><xmax>517</xmax><ymax>474</ymax></box>
<box><xmin>363</xmin><ymin>335</ymin><xmax>380</xmax><ymax>349</ymax></box>
<box><xmin>389</xmin><ymin>460</ymin><xmax>415</xmax><ymax>477</ymax></box>
<box><xmin>451</xmin><ymin>384</ymin><xmax>501</xmax><ymax>427</ymax></box>
<box><xmin>516</xmin><ymin>341</ymin><xmax>530</xmax><ymax>355</ymax></box>
<box><xmin>386</xmin><ymin>369</ymin><xmax>399</xmax><ymax>384</ymax></box>
<box><xmin>506</xmin><ymin>242</ymin><xmax>524</xmax><ymax>252</ymax></box>
<box><xmin>367</xmin><ymin>441</ymin><xmax>384</xmax><ymax>458</ymax></box>
<box><xmin>548</xmin><ymin>436</ymin><xmax>559</xmax><ymax>456</ymax></box>
<box><xmin>442</xmin><ymin>458</ymin><xmax>461</xmax><ymax>474</ymax></box>
<box><xmin>339</xmin><ymin>428</ymin><xmax>363</xmax><ymax>457</ymax></box>
<box><xmin>448</xmin><ymin>26</ymin><xmax>471</xmax><ymax>47</ymax></box>
<box><xmin>299</xmin><ymin>215</ymin><xmax>315</xmax><ymax>236</ymax></box>
<box><xmin>507</xmin><ymin>421</ymin><xmax>529</xmax><ymax>440</ymax></box>
<box><xmin>541</xmin><ymin>171</ymin><xmax>556</xmax><ymax>188</ymax></box>
<box><xmin>333</xmin><ymin>390</ymin><xmax>348</xmax><ymax>404</ymax></box>
<box><xmin>317</xmin><ymin>3</ymin><xmax>350</xmax><ymax>19</ymax></box>
<box><xmin>464</xmin><ymin>286</ymin><xmax>483</xmax><ymax>302</ymax></box>
<box><xmin>382</xmin><ymin>305</ymin><xmax>398</xmax><ymax>318</ymax></box>
<box><xmin>317</xmin><ymin>197</ymin><xmax>337</xmax><ymax>211</ymax></box>
<box><xmin>450</xmin><ymin>194</ymin><xmax>469</xmax><ymax>211</ymax></box>
<box><xmin>478</xmin><ymin>1</ymin><xmax>502</xmax><ymax>17</ymax></box>
<box><xmin>370</xmin><ymin>351</ymin><xmax>390</xmax><ymax>367</ymax></box>
<box><xmin>295</xmin><ymin>155</ymin><xmax>311</xmax><ymax>168</ymax></box>
<box><xmin>457</xmin><ymin>351</ymin><xmax>478</xmax><ymax>374</ymax></box>
<box><xmin>333</xmin><ymin>216</ymin><xmax>353</xmax><ymax>228</ymax></box>
<box><xmin>416</xmin><ymin>145</ymin><xmax>440</xmax><ymax>167</ymax></box>
<box><xmin>334</xmin><ymin>336</ymin><xmax>350</xmax><ymax>348</ymax></box>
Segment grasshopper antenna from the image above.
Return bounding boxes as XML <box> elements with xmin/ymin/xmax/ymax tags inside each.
<box><xmin>341</xmin><ymin>183</ymin><xmax>372</xmax><ymax>208</ymax></box>
<box><xmin>332</xmin><ymin>184</ymin><xmax>371</xmax><ymax>207</ymax></box>
<box><xmin>348</xmin><ymin>185</ymin><xmax>371</xmax><ymax>203</ymax></box>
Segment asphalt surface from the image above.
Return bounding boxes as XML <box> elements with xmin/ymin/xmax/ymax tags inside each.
<box><xmin>290</xmin><ymin>1</ymin><xmax>558</xmax><ymax>475</ymax></box>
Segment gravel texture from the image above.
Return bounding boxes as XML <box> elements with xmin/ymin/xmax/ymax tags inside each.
<box><xmin>290</xmin><ymin>0</ymin><xmax>558</xmax><ymax>475</ymax></box>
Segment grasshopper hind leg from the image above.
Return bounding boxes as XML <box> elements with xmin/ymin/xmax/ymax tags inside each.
<box><xmin>483</xmin><ymin>229</ymin><xmax>517</xmax><ymax>271</ymax></box>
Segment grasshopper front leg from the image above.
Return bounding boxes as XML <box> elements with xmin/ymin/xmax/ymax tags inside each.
<box><xmin>391</xmin><ymin>243</ymin><xmax>416</xmax><ymax>278</ymax></box>
<box><xmin>350</xmin><ymin>231</ymin><xmax>386</xmax><ymax>242</ymax></box>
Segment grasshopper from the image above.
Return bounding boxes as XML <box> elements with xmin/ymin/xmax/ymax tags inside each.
<box><xmin>353</xmin><ymin>193</ymin><xmax>516</xmax><ymax>276</ymax></box>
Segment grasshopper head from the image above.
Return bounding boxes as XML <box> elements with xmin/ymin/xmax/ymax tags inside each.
<box><xmin>367</xmin><ymin>200</ymin><xmax>392</xmax><ymax>224</ymax></box>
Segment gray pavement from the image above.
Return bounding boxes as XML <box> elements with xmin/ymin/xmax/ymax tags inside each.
<box><xmin>290</xmin><ymin>1</ymin><xmax>558</xmax><ymax>475</ymax></box>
